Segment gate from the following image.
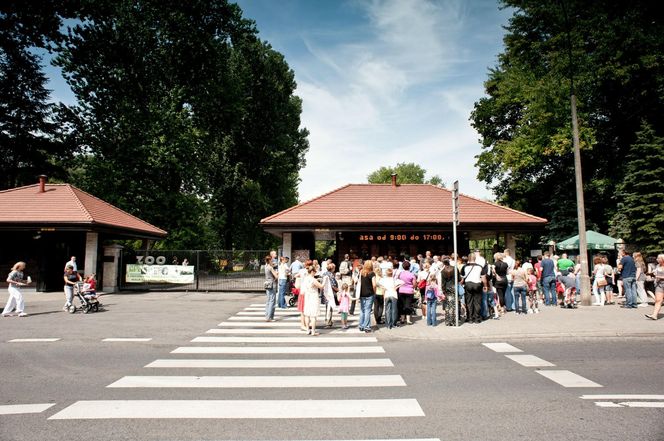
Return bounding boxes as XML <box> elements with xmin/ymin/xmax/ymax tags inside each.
<box><xmin>119</xmin><ymin>250</ymin><xmax>270</xmax><ymax>292</ymax></box>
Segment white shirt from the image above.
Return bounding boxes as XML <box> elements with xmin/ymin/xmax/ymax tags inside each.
<box><xmin>67</xmin><ymin>259</ymin><xmax>77</xmax><ymax>272</ymax></box>
<box><xmin>278</xmin><ymin>262</ymin><xmax>289</xmax><ymax>280</ymax></box>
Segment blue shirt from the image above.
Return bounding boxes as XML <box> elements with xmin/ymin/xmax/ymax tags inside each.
<box><xmin>620</xmin><ymin>255</ymin><xmax>636</xmax><ymax>278</ymax></box>
<box><xmin>410</xmin><ymin>261</ymin><xmax>420</xmax><ymax>275</ymax></box>
<box><xmin>541</xmin><ymin>258</ymin><xmax>555</xmax><ymax>278</ymax></box>
<box><xmin>290</xmin><ymin>260</ymin><xmax>303</xmax><ymax>275</ymax></box>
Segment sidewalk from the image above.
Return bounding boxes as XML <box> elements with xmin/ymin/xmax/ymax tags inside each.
<box><xmin>373</xmin><ymin>302</ymin><xmax>663</xmax><ymax>342</ymax></box>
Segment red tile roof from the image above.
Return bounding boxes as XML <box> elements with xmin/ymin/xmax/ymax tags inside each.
<box><xmin>261</xmin><ymin>184</ymin><xmax>547</xmax><ymax>227</ymax></box>
<box><xmin>0</xmin><ymin>183</ymin><xmax>167</xmax><ymax>237</ymax></box>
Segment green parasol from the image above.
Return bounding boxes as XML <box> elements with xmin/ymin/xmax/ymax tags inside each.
<box><xmin>556</xmin><ymin>230</ymin><xmax>619</xmax><ymax>251</ymax></box>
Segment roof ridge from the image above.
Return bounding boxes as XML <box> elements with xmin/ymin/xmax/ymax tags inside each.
<box><xmin>69</xmin><ymin>186</ymin><xmax>167</xmax><ymax>234</ymax></box>
<box><xmin>65</xmin><ymin>185</ymin><xmax>94</xmax><ymax>222</ymax></box>
<box><xmin>0</xmin><ymin>182</ymin><xmax>69</xmax><ymax>195</ymax></box>
<box><xmin>260</xmin><ymin>183</ymin><xmax>353</xmax><ymax>223</ymax></box>
<box><xmin>456</xmin><ymin>188</ymin><xmax>548</xmax><ymax>222</ymax></box>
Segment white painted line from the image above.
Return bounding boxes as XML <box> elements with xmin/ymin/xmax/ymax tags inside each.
<box><xmin>171</xmin><ymin>346</ymin><xmax>385</xmax><ymax>354</ymax></box>
<box><xmin>228</xmin><ymin>316</ymin><xmax>358</xmax><ymax>321</ymax></box>
<box><xmin>8</xmin><ymin>338</ymin><xmax>60</xmax><ymax>343</ymax></box>
<box><xmin>48</xmin><ymin>399</ymin><xmax>425</xmax><ymax>419</ymax></box>
<box><xmin>145</xmin><ymin>358</ymin><xmax>393</xmax><ymax>368</ymax></box>
<box><xmin>218</xmin><ymin>322</ymin><xmax>301</xmax><ymax>327</ymax></box>
<box><xmin>206</xmin><ymin>328</ymin><xmax>305</xmax><ymax>334</ymax></box>
<box><xmin>191</xmin><ymin>336</ymin><xmax>377</xmax><ymax>343</ymax></box>
<box><xmin>481</xmin><ymin>342</ymin><xmax>522</xmax><ymax>353</ymax></box>
<box><xmin>102</xmin><ymin>338</ymin><xmax>152</xmax><ymax>342</ymax></box>
<box><xmin>581</xmin><ymin>394</ymin><xmax>664</xmax><ymax>400</ymax></box>
<box><xmin>536</xmin><ymin>370</ymin><xmax>603</xmax><ymax>388</ymax></box>
<box><xmin>237</xmin><ymin>311</ymin><xmax>303</xmax><ymax>316</ymax></box>
<box><xmin>595</xmin><ymin>402</ymin><xmax>623</xmax><ymax>408</ymax></box>
<box><xmin>0</xmin><ymin>403</ymin><xmax>56</xmax><ymax>415</ymax></box>
<box><xmin>619</xmin><ymin>402</ymin><xmax>664</xmax><ymax>408</ymax></box>
<box><xmin>108</xmin><ymin>375</ymin><xmax>405</xmax><ymax>388</ymax></box>
<box><xmin>505</xmin><ymin>354</ymin><xmax>555</xmax><ymax>367</ymax></box>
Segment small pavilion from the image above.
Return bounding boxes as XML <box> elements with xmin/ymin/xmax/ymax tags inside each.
<box><xmin>260</xmin><ymin>178</ymin><xmax>547</xmax><ymax>261</ymax></box>
<box><xmin>0</xmin><ymin>176</ymin><xmax>166</xmax><ymax>291</ymax></box>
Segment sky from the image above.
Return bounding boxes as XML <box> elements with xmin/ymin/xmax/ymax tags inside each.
<box><xmin>43</xmin><ymin>0</ymin><xmax>513</xmax><ymax>203</ymax></box>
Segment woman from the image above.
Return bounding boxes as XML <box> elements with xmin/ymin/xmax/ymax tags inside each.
<box><xmin>397</xmin><ymin>260</ymin><xmax>416</xmax><ymax>325</ymax></box>
<box><xmin>295</xmin><ymin>259</ymin><xmax>311</xmax><ymax>331</ymax></box>
<box><xmin>263</xmin><ymin>256</ymin><xmax>278</xmax><ymax>321</ymax></box>
<box><xmin>634</xmin><ymin>252</ymin><xmax>649</xmax><ymax>307</ymax></box>
<box><xmin>493</xmin><ymin>253</ymin><xmax>508</xmax><ymax>313</ymax></box>
<box><xmin>441</xmin><ymin>259</ymin><xmax>457</xmax><ymax>326</ymax></box>
<box><xmin>601</xmin><ymin>256</ymin><xmax>615</xmax><ymax>305</ymax></box>
<box><xmin>63</xmin><ymin>265</ymin><xmax>81</xmax><ymax>311</ymax></box>
<box><xmin>417</xmin><ymin>262</ymin><xmax>430</xmax><ymax>317</ymax></box>
<box><xmin>462</xmin><ymin>253</ymin><xmax>485</xmax><ymax>324</ymax></box>
<box><xmin>645</xmin><ymin>254</ymin><xmax>664</xmax><ymax>320</ymax></box>
<box><xmin>373</xmin><ymin>264</ymin><xmax>384</xmax><ymax>325</ymax></box>
<box><xmin>3</xmin><ymin>262</ymin><xmax>30</xmax><ymax>317</ymax></box>
<box><xmin>358</xmin><ymin>261</ymin><xmax>376</xmax><ymax>332</ymax></box>
<box><xmin>591</xmin><ymin>255</ymin><xmax>606</xmax><ymax>306</ymax></box>
<box><xmin>302</xmin><ymin>265</ymin><xmax>324</xmax><ymax>335</ymax></box>
<box><xmin>511</xmin><ymin>261</ymin><xmax>528</xmax><ymax>314</ymax></box>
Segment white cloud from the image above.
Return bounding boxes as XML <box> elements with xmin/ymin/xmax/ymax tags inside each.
<box><xmin>290</xmin><ymin>0</ymin><xmax>504</xmax><ymax>202</ymax></box>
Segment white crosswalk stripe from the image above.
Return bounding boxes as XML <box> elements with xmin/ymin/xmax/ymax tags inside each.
<box><xmin>108</xmin><ymin>375</ymin><xmax>406</xmax><ymax>388</ymax></box>
<box><xmin>0</xmin><ymin>403</ymin><xmax>55</xmax><ymax>415</ymax></box>
<box><xmin>170</xmin><ymin>346</ymin><xmax>385</xmax><ymax>354</ymax></box>
<box><xmin>51</xmin><ymin>300</ymin><xmax>426</xmax><ymax>428</ymax></box>
<box><xmin>536</xmin><ymin>370</ymin><xmax>603</xmax><ymax>388</ymax></box>
<box><xmin>145</xmin><ymin>358</ymin><xmax>394</xmax><ymax>368</ymax></box>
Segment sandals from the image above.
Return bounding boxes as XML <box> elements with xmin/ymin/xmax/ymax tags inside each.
<box><xmin>645</xmin><ymin>314</ymin><xmax>658</xmax><ymax>321</ymax></box>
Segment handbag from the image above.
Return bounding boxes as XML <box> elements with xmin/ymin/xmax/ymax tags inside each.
<box><xmin>417</xmin><ymin>278</ymin><xmax>427</xmax><ymax>290</ymax></box>
<box><xmin>596</xmin><ymin>277</ymin><xmax>608</xmax><ymax>287</ymax></box>
<box><xmin>264</xmin><ymin>280</ymin><xmax>273</xmax><ymax>290</ymax></box>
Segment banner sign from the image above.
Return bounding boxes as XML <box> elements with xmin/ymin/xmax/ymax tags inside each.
<box><xmin>126</xmin><ymin>264</ymin><xmax>195</xmax><ymax>284</ymax></box>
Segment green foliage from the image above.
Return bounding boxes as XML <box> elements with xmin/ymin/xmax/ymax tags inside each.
<box><xmin>471</xmin><ymin>0</ymin><xmax>664</xmax><ymax>244</ymax></box>
<box><xmin>610</xmin><ymin>124</ymin><xmax>664</xmax><ymax>253</ymax></box>
<box><xmin>367</xmin><ymin>162</ymin><xmax>444</xmax><ymax>186</ymax></box>
<box><xmin>0</xmin><ymin>2</ymin><xmax>73</xmax><ymax>189</ymax></box>
<box><xmin>52</xmin><ymin>0</ymin><xmax>308</xmax><ymax>250</ymax></box>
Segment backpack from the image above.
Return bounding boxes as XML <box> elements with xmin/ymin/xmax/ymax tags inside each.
<box><xmin>425</xmin><ymin>286</ymin><xmax>436</xmax><ymax>300</ymax></box>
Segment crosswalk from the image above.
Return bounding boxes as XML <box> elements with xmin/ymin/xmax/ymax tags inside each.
<box><xmin>49</xmin><ymin>301</ymin><xmax>430</xmax><ymax>438</ymax></box>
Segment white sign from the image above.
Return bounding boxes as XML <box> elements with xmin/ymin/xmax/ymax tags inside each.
<box><xmin>126</xmin><ymin>264</ymin><xmax>194</xmax><ymax>284</ymax></box>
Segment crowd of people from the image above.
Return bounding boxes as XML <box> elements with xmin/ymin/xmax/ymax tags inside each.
<box><xmin>261</xmin><ymin>248</ymin><xmax>664</xmax><ymax>330</ymax></box>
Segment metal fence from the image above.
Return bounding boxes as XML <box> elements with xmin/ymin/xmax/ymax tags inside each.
<box><xmin>119</xmin><ymin>249</ymin><xmax>270</xmax><ymax>292</ymax></box>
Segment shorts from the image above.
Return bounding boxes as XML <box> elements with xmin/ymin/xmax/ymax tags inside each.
<box><xmin>656</xmin><ymin>281</ymin><xmax>664</xmax><ymax>294</ymax></box>
<box><xmin>340</xmin><ymin>312</ymin><xmax>348</xmax><ymax>320</ymax></box>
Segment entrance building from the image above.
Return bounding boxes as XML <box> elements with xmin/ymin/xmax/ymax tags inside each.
<box><xmin>0</xmin><ymin>177</ymin><xmax>166</xmax><ymax>291</ymax></box>
<box><xmin>260</xmin><ymin>180</ymin><xmax>547</xmax><ymax>261</ymax></box>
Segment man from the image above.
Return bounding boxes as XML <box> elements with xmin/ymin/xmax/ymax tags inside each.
<box><xmin>409</xmin><ymin>257</ymin><xmax>420</xmax><ymax>276</ymax></box>
<box><xmin>277</xmin><ymin>257</ymin><xmax>290</xmax><ymax>309</ymax></box>
<box><xmin>474</xmin><ymin>250</ymin><xmax>491</xmax><ymax>319</ymax></box>
<box><xmin>557</xmin><ymin>253</ymin><xmax>575</xmax><ymax>275</ymax></box>
<box><xmin>290</xmin><ymin>256</ymin><xmax>304</xmax><ymax>276</ymax></box>
<box><xmin>65</xmin><ymin>256</ymin><xmax>77</xmax><ymax>272</ymax></box>
<box><xmin>618</xmin><ymin>250</ymin><xmax>638</xmax><ymax>308</ymax></box>
<box><xmin>540</xmin><ymin>251</ymin><xmax>557</xmax><ymax>306</ymax></box>
<box><xmin>503</xmin><ymin>249</ymin><xmax>515</xmax><ymax>310</ymax></box>
<box><xmin>269</xmin><ymin>250</ymin><xmax>278</xmax><ymax>268</ymax></box>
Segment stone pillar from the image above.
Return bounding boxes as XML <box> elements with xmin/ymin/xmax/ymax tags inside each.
<box><xmin>282</xmin><ymin>232</ymin><xmax>292</xmax><ymax>259</ymax></box>
<box><xmin>505</xmin><ymin>233</ymin><xmax>516</xmax><ymax>255</ymax></box>
<box><xmin>83</xmin><ymin>232</ymin><xmax>99</xmax><ymax>276</ymax></box>
<box><xmin>102</xmin><ymin>244</ymin><xmax>124</xmax><ymax>293</ymax></box>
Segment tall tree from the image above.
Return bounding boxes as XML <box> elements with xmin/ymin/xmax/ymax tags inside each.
<box><xmin>367</xmin><ymin>162</ymin><xmax>444</xmax><ymax>186</ymax></box>
<box><xmin>609</xmin><ymin>123</ymin><xmax>664</xmax><ymax>253</ymax></box>
<box><xmin>470</xmin><ymin>0</ymin><xmax>664</xmax><ymax>241</ymax></box>
<box><xmin>55</xmin><ymin>0</ymin><xmax>308</xmax><ymax>249</ymax></box>
<box><xmin>0</xmin><ymin>2</ymin><xmax>72</xmax><ymax>189</ymax></box>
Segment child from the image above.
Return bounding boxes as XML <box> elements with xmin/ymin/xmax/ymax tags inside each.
<box><xmin>425</xmin><ymin>276</ymin><xmax>442</xmax><ymax>326</ymax></box>
<box><xmin>337</xmin><ymin>283</ymin><xmax>351</xmax><ymax>329</ymax></box>
<box><xmin>82</xmin><ymin>274</ymin><xmax>98</xmax><ymax>298</ymax></box>
<box><xmin>378</xmin><ymin>268</ymin><xmax>403</xmax><ymax>329</ymax></box>
<box><xmin>527</xmin><ymin>268</ymin><xmax>539</xmax><ymax>313</ymax></box>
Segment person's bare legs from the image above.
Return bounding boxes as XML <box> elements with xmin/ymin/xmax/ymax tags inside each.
<box><xmin>646</xmin><ymin>292</ymin><xmax>663</xmax><ymax>320</ymax></box>
<box><xmin>310</xmin><ymin>317</ymin><xmax>318</xmax><ymax>335</ymax></box>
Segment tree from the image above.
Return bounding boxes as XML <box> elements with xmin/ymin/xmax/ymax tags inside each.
<box><xmin>471</xmin><ymin>0</ymin><xmax>664</xmax><ymax>242</ymax></box>
<box><xmin>0</xmin><ymin>2</ymin><xmax>72</xmax><ymax>189</ymax></box>
<box><xmin>367</xmin><ymin>162</ymin><xmax>444</xmax><ymax>186</ymax></box>
<box><xmin>609</xmin><ymin>123</ymin><xmax>664</xmax><ymax>253</ymax></box>
<box><xmin>55</xmin><ymin>0</ymin><xmax>308</xmax><ymax>249</ymax></box>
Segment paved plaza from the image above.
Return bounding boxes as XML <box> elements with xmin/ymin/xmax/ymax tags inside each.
<box><xmin>0</xmin><ymin>290</ymin><xmax>662</xmax><ymax>441</ymax></box>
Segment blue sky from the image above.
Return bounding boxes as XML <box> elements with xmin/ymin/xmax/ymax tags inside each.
<box><xmin>43</xmin><ymin>0</ymin><xmax>513</xmax><ymax>202</ymax></box>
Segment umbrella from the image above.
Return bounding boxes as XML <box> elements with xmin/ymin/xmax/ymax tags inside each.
<box><xmin>556</xmin><ymin>230</ymin><xmax>619</xmax><ymax>251</ymax></box>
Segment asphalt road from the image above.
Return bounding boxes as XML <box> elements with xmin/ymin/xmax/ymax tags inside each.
<box><xmin>1</xmin><ymin>291</ymin><xmax>662</xmax><ymax>441</ymax></box>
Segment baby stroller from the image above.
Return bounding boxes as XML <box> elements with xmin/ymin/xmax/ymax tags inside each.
<box><xmin>287</xmin><ymin>282</ymin><xmax>299</xmax><ymax>307</ymax></box>
<box><xmin>68</xmin><ymin>282</ymin><xmax>101</xmax><ymax>314</ymax></box>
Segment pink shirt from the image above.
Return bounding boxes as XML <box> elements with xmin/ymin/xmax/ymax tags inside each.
<box><xmin>397</xmin><ymin>270</ymin><xmax>415</xmax><ymax>294</ymax></box>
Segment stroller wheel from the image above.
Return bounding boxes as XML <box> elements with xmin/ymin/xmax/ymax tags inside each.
<box><xmin>83</xmin><ymin>305</ymin><xmax>90</xmax><ymax>314</ymax></box>
<box><xmin>93</xmin><ymin>304</ymin><xmax>99</xmax><ymax>312</ymax></box>
<box><xmin>288</xmin><ymin>297</ymin><xmax>296</xmax><ymax>307</ymax></box>
<box><xmin>68</xmin><ymin>304</ymin><xmax>77</xmax><ymax>314</ymax></box>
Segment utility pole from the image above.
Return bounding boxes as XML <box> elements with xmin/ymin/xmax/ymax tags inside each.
<box><xmin>452</xmin><ymin>180</ymin><xmax>460</xmax><ymax>326</ymax></box>
<box><xmin>571</xmin><ymin>95</ymin><xmax>592</xmax><ymax>305</ymax></box>
<box><xmin>560</xmin><ymin>0</ymin><xmax>592</xmax><ymax>305</ymax></box>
